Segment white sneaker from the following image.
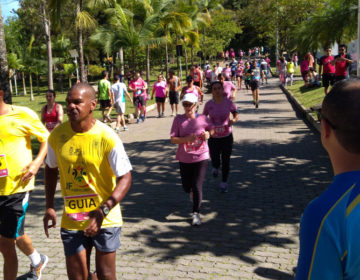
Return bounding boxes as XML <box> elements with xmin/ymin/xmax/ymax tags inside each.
<box><xmin>114</xmin><ymin>127</ymin><xmax>121</xmax><ymax>133</ymax></box>
<box><xmin>123</xmin><ymin>126</ymin><xmax>128</xmax><ymax>131</ymax></box>
<box><xmin>192</xmin><ymin>213</ymin><xmax>201</xmax><ymax>226</ymax></box>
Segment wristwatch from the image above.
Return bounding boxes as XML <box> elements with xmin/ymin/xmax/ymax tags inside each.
<box><xmin>100</xmin><ymin>205</ymin><xmax>110</xmax><ymax>217</ymax></box>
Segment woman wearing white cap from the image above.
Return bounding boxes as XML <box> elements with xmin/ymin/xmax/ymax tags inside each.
<box><xmin>203</xmin><ymin>81</ymin><xmax>239</xmax><ymax>193</ymax></box>
<box><xmin>170</xmin><ymin>93</ymin><xmax>212</xmax><ymax>226</ymax></box>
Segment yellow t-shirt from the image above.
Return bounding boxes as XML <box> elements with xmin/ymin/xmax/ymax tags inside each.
<box><xmin>287</xmin><ymin>62</ymin><xmax>295</xmax><ymax>74</ymax></box>
<box><xmin>0</xmin><ymin>106</ymin><xmax>49</xmax><ymax>195</ymax></box>
<box><xmin>47</xmin><ymin>121</ymin><xmax>131</xmax><ymax>231</ymax></box>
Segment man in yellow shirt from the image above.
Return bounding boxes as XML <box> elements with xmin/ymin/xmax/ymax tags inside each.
<box><xmin>0</xmin><ymin>85</ymin><xmax>49</xmax><ymax>280</ymax></box>
<box><xmin>43</xmin><ymin>83</ymin><xmax>132</xmax><ymax>279</ymax></box>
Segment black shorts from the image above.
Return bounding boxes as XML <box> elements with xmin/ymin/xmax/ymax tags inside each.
<box><xmin>169</xmin><ymin>91</ymin><xmax>179</xmax><ymax>105</ymax></box>
<box><xmin>0</xmin><ymin>191</ymin><xmax>31</xmax><ymax>238</ymax></box>
<box><xmin>231</xmin><ymin>71</ymin><xmax>236</xmax><ymax>77</ymax></box>
<box><xmin>236</xmin><ymin>75</ymin><xmax>242</xmax><ymax>78</ymax></box>
<box><xmin>322</xmin><ymin>73</ymin><xmax>335</xmax><ymax>88</ymax></box>
<box><xmin>155</xmin><ymin>97</ymin><xmax>166</xmax><ymax>103</ymax></box>
<box><xmin>335</xmin><ymin>75</ymin><xmax>347</xmax><ymax>83</ymax></box>
<box><xmin>194</xmin><ymin>81</ymin><xmax>201</xmax><ymax>87</ymax></box>
<box><xmin>99</xmin><ymin>99</ymin><xmax>111</xmax><ymax>109</ymax></box>
<box><xmin>133</xmin><ymin>96</ymin><xmax>145</xmax><ymax>108</ymax></box>
<box><xmin>250</xmin><ymin>80</ymin><xmax>259</xmax><ymax>91</ymax></box>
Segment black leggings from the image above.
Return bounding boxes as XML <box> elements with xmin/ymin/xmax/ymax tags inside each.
<box><xmin>179</xmin><ymin>160</ymin><xmax>208</xmax><ymax>213</ymax></box>
<box><xmin>208</xmin><ymin>134</ymin><xmax>234</xmax><ymax>182</ymax></box>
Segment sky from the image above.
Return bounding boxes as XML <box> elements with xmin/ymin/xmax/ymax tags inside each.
<box><xmin>1</xmin><ymin>0</ymin><xmax>19</xmax><ymax>20</ymax></box>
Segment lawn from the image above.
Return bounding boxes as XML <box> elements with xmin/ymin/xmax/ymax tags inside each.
<box><xmin>287</xmin><ymin>80</ymin><xmax>325</xmax><ymax>109</ymax></box>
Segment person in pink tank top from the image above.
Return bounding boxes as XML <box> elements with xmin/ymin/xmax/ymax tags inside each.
<box><xmin>151</xmin><ymin>74</ymin><xmax>168</xmax><ymax>117</ymax></box>
<box><xmin>180</xmin><ymin>76</ymin><xmax>203</xmax><ymax>103</ymax></box>
<box><xmin>41</xmin><ymin>90</ymin><xmax>64</xmax><ymax>132</ymax></box>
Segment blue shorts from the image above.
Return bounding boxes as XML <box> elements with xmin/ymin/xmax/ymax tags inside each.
<box><xmin>61</xmin><ymin>227</ymin><xmax>121</xmax><ymax>257</ymax></box>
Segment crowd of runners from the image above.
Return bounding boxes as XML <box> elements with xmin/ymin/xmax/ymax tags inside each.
<box><xmin>1</xmin><ymin>43</ymin><xmax>359</xmax><ymax>280</ymax></box>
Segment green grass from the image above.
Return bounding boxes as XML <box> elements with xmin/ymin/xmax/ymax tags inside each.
<box><xmin>287</xmin><ymin>80</ymin><xmax>325</xmax><ymax>109</ymax></box>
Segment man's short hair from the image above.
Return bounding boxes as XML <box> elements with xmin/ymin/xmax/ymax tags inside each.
<box><xmin>102</xmin><ymin>71</ymin><xmax>108</xmax><ymax>78</ymax></box>
<box><xmin>339</xmin><ymin>44</ymin><xmax>347</xmax><ymax>51</ymax></box>
<box><xmin>322</xmin><ymin>79</ymin><xmax>360</xmax><ymax>153</ymax></box>
<box><xmin>169</xmin><ymin>69</ymin><xmax>175</xmax><ymax>75</ymax></box>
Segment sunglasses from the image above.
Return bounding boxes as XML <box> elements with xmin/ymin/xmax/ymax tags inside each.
<box><xmin>183</xmin><ymin>102</ymin><xmax>194</xmax><ymax>107</ymax></box>
<box><xmin>318</xmin><ymin>112</ymin><xmax>337</xmax><ymax>130</ymax></box>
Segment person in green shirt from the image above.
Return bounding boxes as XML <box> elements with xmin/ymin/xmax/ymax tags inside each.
<box><xmin>97</xmin><ymin>71</ymin><xmax>114</xmax><ymax>123</ymax></box>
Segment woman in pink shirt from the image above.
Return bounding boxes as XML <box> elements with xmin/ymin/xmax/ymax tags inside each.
<box><xmin>151</xmin><ymin>74</ymin><xmax>167</xmax><ymax>117</ymax></box>
<box><xmin>203</xmin><ymin>81</ymin><xmax>239</xmax><ymax>192</ymax></box>
<box><xmin>170</xmin><ymin>93</ymin><xmax>212</xmax><ymax>226</ymax></box>
<box><xmin>180</xmin><ymin>76</ymin><xmax>203</xmax><ymax>103</ymax></box>
<box><xmin>41</xmin><ymin>90</ymin><xmax>64</xmax><ymax>131</ymax></box>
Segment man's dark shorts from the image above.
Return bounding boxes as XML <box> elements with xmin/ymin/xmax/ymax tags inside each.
<box><xmin>250</xmin><ymin>80</ymin><xmax>259</xmax><ymax>91</ymax></box>
<box><xmin>169</xmin><ymin>91</ymin><xmax>179</xmax><ymax>105</ymax></box>
<box><xmin>322</xmin><ymin>73</ymin><xmax>335</xmax><ymax>88</ymax></box>
<box><xmin>61</xmin><ymin>227</ymin><xmax>121</xmax><ymax>257</ymax></box>
<box><xmin>99</xmin><ymin>99</ymin><xmax>111</xmax><ymax>109</ymax></box>
<box><xmin>194</xmin><ymin>81</ymin><xmax>201</xmax><ymax>87</ymax></box>
<box><xmin>335</xmin><ymin>75</ymin><xmax>347</xmax><ymax>83</ymax></box>
<box><xmin>155</xmin><ymin>97</ymin><xmax>166</xmax><ymax>103</ymax></box>
<box><xmin>133</xmin><ymin>96</ymin><xmax>145</xmax><ymax>108</ymax></box>
<box><xmin>0</xmin><ymin>191</ymin><xmax>30</xmax><ymax>238</ymax></box>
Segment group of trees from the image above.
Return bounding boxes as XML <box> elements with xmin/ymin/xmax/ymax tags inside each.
<box><xmin>0</xmin><ymin>0</ymin><xmax>358</xmax><ymax>103</ymax></box>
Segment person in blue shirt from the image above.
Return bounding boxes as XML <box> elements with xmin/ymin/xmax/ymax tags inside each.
<box><xmin>295</xmin><ymin>79</ymin><xmax>360</xmax><ymax>279</ymax></box>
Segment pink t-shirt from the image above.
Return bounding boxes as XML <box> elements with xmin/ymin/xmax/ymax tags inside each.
<box><xmin>223</xmin><ymin>68</ymin><xmax>231</xmax><ymax>79</ymax></box>
<box><xmin>203</xmin><ymin>99</ymin><xmax>237</xmax><ymax>138</ymax></box>
<box><xmin>153</xmin><ymin>81</ymin><xmax>167</xmax><ymax>98</ymax></box>
<box><xmin>170</xmin><ymin>114</ymin><xmax>212</xmax><ymax>163</ymax></box>
<box><xmin>222</xmin><ymin>81</ymin><xmax>236</xmax><ymax>99</ymax></box>
<box><xmin>185</xmin><ymin>86</ymin><xmax>199</xmax><ymax>98</ymax></box>
<box><xmin>129</xmin><ymin>78</ymin><xmax>146</xmax><ymax>97</ymax></box>
<box><xmin>206</xmin><ymin>69</ymin><xmax>212</xmax><ymax>79</ymax></box>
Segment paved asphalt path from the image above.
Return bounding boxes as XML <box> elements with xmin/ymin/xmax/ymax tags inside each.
<box><xmin>6</xmin><ymin>77</ymin><xmax>332</xmax><ymax>279</ymax></box>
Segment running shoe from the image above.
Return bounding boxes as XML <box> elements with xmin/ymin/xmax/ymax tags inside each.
<box><xmin>123</xmin><ymin>126</ymin><xmax>128</xmax><ymax>131</ymax></box>
<box><xmin>24</xmin><ymin>254</ymin><xmax>48</xmax><ymax>280</ymax></box>
<box><xmin>161</xmin><ymin>112</ymin><xmax>165</xmax><ymax>117</ymax></box>
<box><xmin>212</xmin><ymin>168</ymin><xmax>219</xmax><ymax>178</ymax></box>
<box><xmin>136</xmin><ymin>118</ymin><xmax>140</xmax><ymax>124</ymax></box>
<box><xmin>157</xmin><ymin>114</ymin><xmax>161</xmax><ymax>118</ymax></box>
<box><xmin>192</xmin><ymin>213</ymin><xmax>201</xmax><ymax>226</ymax></box>
<box><xmin>114</xmin><ymin>127</ymin><xmax>121</xmax><ymax>133</ymax></box>
<box><xmin>220</xmin><ymin>182</ymin><xmax>228</xmax><ymax>193</ymax></box>
<box><xmin>140</xmin><ymin>115</ymin><xmax>145</xmax><ymax>122</ymax></box>
<box><xmin>256</xmin><ymin>103</ymin><xmax>259</xmax><ymax>109</ymax></box>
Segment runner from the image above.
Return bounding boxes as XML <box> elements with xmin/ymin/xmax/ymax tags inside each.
<box><xmin>285</xmin><ymin>58</ymin><xmax>295</xmax><ymax>87</ymax></box>
<box><xmin>244</xmin><ymin>63</ymin><xmax>251</xmax><ymax>91</ymax></box>
<box><xmin>248</xmin><ymin>61</ymin><xmax>261</xmax><ymax>108</ymax></box>
<box><xmin>0</xmin><ymin>85</ymin><xmax>49</xmax><ymax>280</ymax></box>
<box><xmin>129</xmin><ymin>72</ymin><xmax>148</xmax><ymax>124</ymax></box>
<box><xmin>229</xmin><ymin>58</ymin><xmax>238</xmax><ymax>82</ymax></box>
<box><xmin>151</xmin><ymin>74</ymin><xmax>168</xmax><ymax>118</ymax></box>
<box><xmin>180</xmin><ymin>76</ymin><xmax>203</xmax><ymax>103</ymax></box>
<box><xmin>170</xmin><ymin>93</ymin><xmax>212</xmax><ymax>226</ymax></box>
<box><xmin>211</xmin><ymin>65</ymin><xmax>218</xmax><ymax>82</ymax></box>
<box><xmin>216</xmin><ymin>62</ymin><xmax>223</xmax><ymax>75</ymax></box>
<box><xmin>190</xmin><ymin>66</ymin><xmax>202</xmax><ymax>88</ymax></box>
<box><xmin>218</xmin><ymin>73</ymin><xmax>236</xmax><ymax>100</ymax></box>
<box><xmin>43</xmin><ymin>83</ymin><xmax>132</xmax><ymax>280</ymax></box>
<box><xmin>203</xmin><ymin>81</ymin><xmax>239</xmax><ymax>193</ymax></box>
<box><xmin>97</xmin><ymin>71</ymin><xmax>113</xmax><ymax>123</ymax></box>
<box><xmin>279</xmin><ymin>57</ymin><xmax>287</xmax><ymax>86</ymax></box>
<box><xmin>41</xmin><ymin>89</ymin><xmax>64</xmax><ymax>132</ymax></box>
<box><xmin>222</xmin><ymin>64</ymin><xmax>232</xmax><ymax>81</ymax></box>
<box><xmin>332</xmin><ymin>44</ymin><xmax>353</xmax><ymax>82</ymax></box>
<box><xmin>259</xmin><ymin>59</ymin><xmax>268</xmax><ymax>85</ymax></box>
<box><xmin>111</xmin><ymin>74</ymin><xmax>133</xmax><ymax>132</ymax></box>
<box><xmin>319</xmin><ymin>47</ymin><xmax>335</xmax><ymax>95</ymax></box>
<box><xmin>235</xmin><ymin>63</ymin><xmax>244</xmax><ymax>89</ymax></box>
<box><xmin>167</xmin><ymin>69</ymin><xmax>181</xmax><ymax>116</ymax></box>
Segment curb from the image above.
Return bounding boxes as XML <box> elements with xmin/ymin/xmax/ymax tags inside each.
<box><xmin>279</xmin><ymin>84</ymin><xmax>321</xmax><ymax>133</ymax></box>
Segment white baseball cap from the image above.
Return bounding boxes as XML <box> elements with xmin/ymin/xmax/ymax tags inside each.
<box><xmin>182</xmin><ymin>93</ymin><xmax>198</xmax><ymax>104</ymax></box>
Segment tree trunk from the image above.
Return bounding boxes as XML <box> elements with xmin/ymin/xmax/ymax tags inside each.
<box><xmin>69</xmin><ymin>77</ymin><xmax>72</xmax><ymax>88</ymax></box>
<box><xmin>9</xmin><ymin>73</ymin><xmax>13</xmax><ymax>94</ymax></box>
<box><xmin>119</xmin><ymin>47</ymin><xmax>124</xmax><ymax>75</ymax></box>
<box><xmin>42</xmin><ymin>1</ymin><xmax>53</xmax><ymax>90</ymax></box>
<box><xmin>146</xmin><ymin>45</ymin><xmax>150</xmax><ymax>88</ymax></box>
<box><xmin>14</xmin><ymin>72</ymin><xmax>18</xmax><ymax>96</ymax></box>
<box><xmin>29</xmin><ymin>74</ymin><xmax>34</xmax><ymax>101</ymax></box>
<box><xmin>184</xmin><ymin>47</ymin><xmax>189</xmax><ymax>76</ymax></box>
<box><xmin>165</xmin><ymin>43</ymin><xmax>169</xmax><ymax>78</ymax></box>
<box><xmin>191</xmin><ymin>46</ymin><xmax>194</xmax><ymax>66</ymax></box>
<box><xmin>0</xmin><ymin>2</ymin><xmax>11</xmax><ymax>104</ymax></box>
<box><xmin>22</xmin><ymin>72</ymin><xmax>27</xmax><ymax>96</ymax></box>
<box><xmin>77</xmin><ymin>0</ymin><xmax>87</xmax><ymax>83</ymax></box>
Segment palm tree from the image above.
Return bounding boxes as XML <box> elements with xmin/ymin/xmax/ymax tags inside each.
<box><xmin>0</xmin><ymin>2</ymin><xmax>11</xmax><ymax>104</ymax></box>
<box><xmin>41</xmin><ymin>0</ymin><xmax>54</xmax><ymax>89</ymax></box>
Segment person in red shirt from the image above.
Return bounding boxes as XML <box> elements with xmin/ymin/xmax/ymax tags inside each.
<box><xmin>318</xmin><ymin>47</ymin><xmax>336</xmax><ymax>95</ymax></box>
<box><xmin>332</xmin><ymin>44</ymin><xmax>354</xmax><ymax>83</ymax></box>
<box><xmin>190</xmin><ymin>65</ymin><xmax>202</xmax><ymax>88</ymax></box>
<box><xmin>41</xmin><ymin>90</ymin><xmax>64</xmax><ymax>131</ymax></box>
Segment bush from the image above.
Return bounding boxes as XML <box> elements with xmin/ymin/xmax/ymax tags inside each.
<box><xmin>88</xmin><ymin>65</ymin><xmax>106</xmax><ymax>77</ymax></box>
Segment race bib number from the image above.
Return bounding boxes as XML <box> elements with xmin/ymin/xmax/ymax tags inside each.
<box><xmin>135</xmin><ymin>89</ymin><xmax>142</xmax><ymax>96</ymax></box>
<box><xmin>184</xmin><ymin>136</ymin><xmax>205</xmax><ymax>153</ymax></box>
<box><xmin>64</xmin><ymin>194</ymin><xmax>100</xmax><ymax>221</ymax></box>
<box><xmin>213</xmin><ymin>125</ymin><xmax>229</xmax><ymax>137</ymax></box>
<box><xmin>0</xmin><ymin>154</ymin><xmax>9</xmax><ymax>177</ymax></box>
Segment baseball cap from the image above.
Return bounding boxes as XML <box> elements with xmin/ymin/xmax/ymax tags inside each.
<box><xmin>182</xmin><ymin>93</ymin><xmax>198</xmax><ymax>104</ymax></box>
